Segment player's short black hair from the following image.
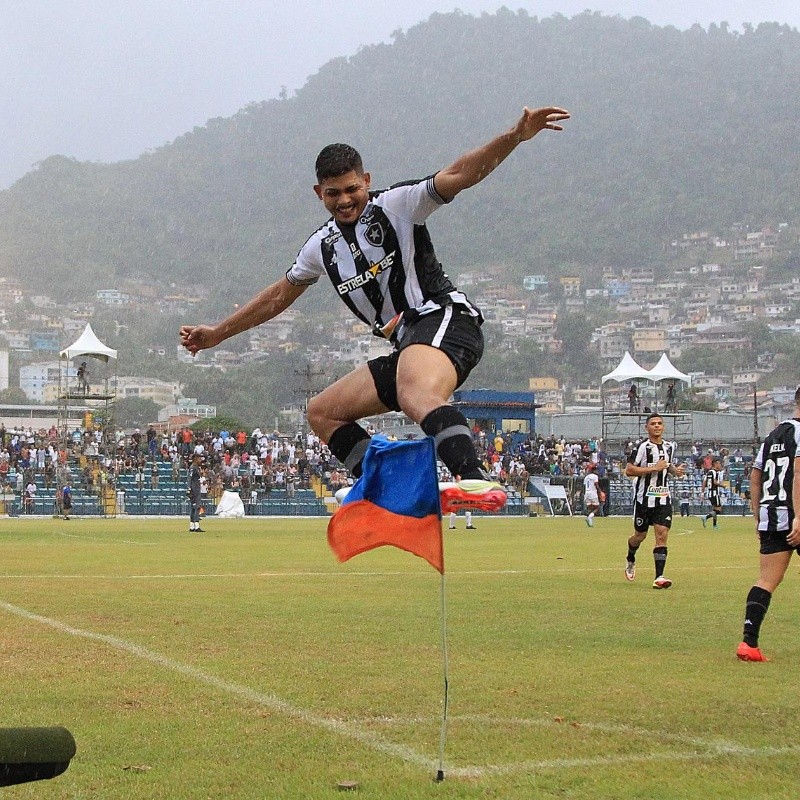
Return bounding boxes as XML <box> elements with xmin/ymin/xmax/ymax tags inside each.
<box><xmin>645</xmin><ymin>412</ymin><xmax>663</xmax><ymax>423</ymax></box>
<box><xmin>315</xmin><ymin>143</ymin><xmax>363</xmax><ymax>183</ymax></box>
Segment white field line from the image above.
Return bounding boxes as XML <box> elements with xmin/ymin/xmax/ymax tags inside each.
<box><xmin>1</xmin><ymin>599</ymin><xmax>794</xmax><ymax>779</ymax></box>
<box><xmin>446</xmin><ymin>743</ymin><xmax>800</xmax><ymax>779</ymax></box>
<box><xmin>0</xmin><ymin>599</ymin><xmax>437</xmax><ymax>772</ymax></box>
<box><xmin>0</xmin><ymin>564</ymin><xmax>755</xmax><ymax>581</ymax></box>
<box><xmin>349</xmin><ymin>713</ymin><xmax>800</xmax><ymax>778</ymax></box>
<box><xmin>57</xmin><ymin>532</ymin><xmax>159</xmax><ymax>545</ymax></box>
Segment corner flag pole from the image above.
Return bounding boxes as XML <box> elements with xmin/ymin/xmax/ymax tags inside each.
<box><xmin>435</xmin><ymin>569</ymin><xmax>449</xmax><ymax>782</ymax></box>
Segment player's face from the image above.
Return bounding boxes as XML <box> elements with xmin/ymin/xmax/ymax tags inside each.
<box><xmin>314</xmin><ymin>170</ymin><xmax>371</xmax><ymax>225</ymax></box>
<box><xmin>645</xmin><ymin>416</ymin><xmax>664</xmax><ymax>442</ymax></box>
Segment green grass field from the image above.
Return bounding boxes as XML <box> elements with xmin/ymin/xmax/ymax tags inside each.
<box><xmin>1</xmin><ymin>513</ymin><xmax>799</xmax><ymax>799</ymax></box>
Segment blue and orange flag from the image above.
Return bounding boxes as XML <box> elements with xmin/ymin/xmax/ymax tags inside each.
<box><xmin>327</xmin><ymin>436</ymin><xmax>444</xmax><ymax>573</ymax></box>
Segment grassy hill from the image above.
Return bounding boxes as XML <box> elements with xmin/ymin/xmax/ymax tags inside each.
<box><xmin>1</xmin><ymin>10</ymin><xmax>799</xmax><ymax>304</ymax></box>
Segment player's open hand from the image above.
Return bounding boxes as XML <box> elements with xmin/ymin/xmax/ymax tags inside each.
<box><xmin>786</xmin><ymin>520</ymin><xmax>800</xmax><ymax>547</ymax></box>
<box><xmin>179</xmin><ymin>324</ymin><xmax>220</xmax><ymax>355</ymax></box>
<box><xmin>515</xmin><ymin>106</ymin><xmax>571</xmax><ymax>142</ymax></box>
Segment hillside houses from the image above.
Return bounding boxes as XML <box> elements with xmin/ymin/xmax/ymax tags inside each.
<box><xmin>1</xmin><ymin>219</ymin><xmax>798</xmax><ymax>416</ymax></box>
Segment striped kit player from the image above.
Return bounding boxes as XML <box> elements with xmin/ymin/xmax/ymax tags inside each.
<box><xmin>753</xmin><ymin>419</ymin><xmax>800</xmax><ymax>534</ymax></box>
<box><xmin>623</xmin><ymin>413</ymin><xmax>686</xmax><ymax>589</ymax></box>
<box><xmin>290</xmin><ymin>177</ymin><xmax>482</xmax><ymax>345</ymax></box>
<box><xmin>180</xmin><ymin>106</ymin><xmax>571</xmax><ymax>514</ymax></box>
<box><xmin>702</xmin><ymin>458</ymin><xmax>725</xmax><ymax>528</ymax></box>
<box><xmin>737</xmin><ymin>391</ymin><xmax>800</xmax><ymax>663</ymax></box>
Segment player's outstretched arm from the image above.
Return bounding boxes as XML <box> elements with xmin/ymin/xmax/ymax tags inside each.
<box><xmin>180</xmin><ymin>277</ymin><xmax>307</xmax><ymax>355</ymax></box>
<box><xmin>433</xmin><ymin>105</ymin><xmax>570</xmax><ymax>201</ymax></box>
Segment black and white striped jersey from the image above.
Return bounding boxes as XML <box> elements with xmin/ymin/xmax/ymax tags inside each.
<box><xmin>753</xmin><ymin>418</ymin><xmax>800</xmax><ymax>532</ymax></box>
<box><xmin>704</xmin><ymin>468</ymin><xmax>725</xmax><ymax>502</ymax></box>
<box><xmin>285</xmin><ymin>176</ymin><xmax>481</xmax><ymax>342</ymax></box>
<box><xmin>628</xmin><ymin>438</ymin><xmax>678</xmax><ymax>507</ymax></box>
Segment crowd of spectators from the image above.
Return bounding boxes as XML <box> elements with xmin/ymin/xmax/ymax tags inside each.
<box><xmin>0</xmin><ymin>418</ymin><xmax>755</xmax><ymax>516</ymax></box>
<box><xmin>0</xmin><ymin>421</ymin><xmax>350</xmax><ymax>513</ymax></box>
<box><xmin>0</xmin><ymin>423</ymin><xmax>62</xmax><ymax>513</ymax></box>
<box><xmin>164</xmin><ymin>425</ymin><xmax>349</xmax><ymax>503</ymax></box>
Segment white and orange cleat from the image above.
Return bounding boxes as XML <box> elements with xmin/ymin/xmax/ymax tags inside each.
<box><xmin>440</xmin><ymin>479</ymin><xmax>507</xmax><ymax>514</ymax></box>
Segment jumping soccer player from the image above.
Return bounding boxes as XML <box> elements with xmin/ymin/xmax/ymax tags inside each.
<box><xmin>623</xmin><ymin>413</ymin><xmax>686</xmax><ymax>588</ymax></box>
<box><xmin>180</xmin><ymin>106</ymin><xmax>570</xmax><ymax>509</ymax></box>
<box><xmin>736</xmin><ymin>386</ymin><xmax>800</xmax><ymax>662</ymax></box>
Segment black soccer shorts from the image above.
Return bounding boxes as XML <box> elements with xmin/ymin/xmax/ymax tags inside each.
<box><xmin>367</xmin><ymin>306</ymin><xmax>483</xmax><ymax>412</ymax></box>
<box><xmin>758</xmin><ymin>529</ymin><xmax>800</xmax><ymax>556</ymax></box>
<box><xmin>633</xmin><ymin>501</ymin><xmax>673</xmax><ymax>533</ymax></box>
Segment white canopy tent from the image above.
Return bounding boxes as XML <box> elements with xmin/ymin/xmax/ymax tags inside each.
<box><xmin>600</xmin><ymin>352</ymin><xmax>694</xmax><ymax>441</ymax></box>
<box><xmin>601</xmin><ymin>351</ymin><xmax>692</xmax><ymax>419</ymax></box>
<box><xmin>601</xmin><ymin>351</ymin><xmax>651</xmax><ymax>384</ymax></box>
<box><xmin>56</xmin><ymin>324</ymin><xmax>119</xmax><ymax>516</ymax></box>
<box><xmin>60</xmin><ymin>323</ymin><xmax>118</xmax><ymax>362</ymax></box>
<box><xmin>646</xmin><ymin>353</ymin><xmax>691</xmax><ymax>385</ymax></box>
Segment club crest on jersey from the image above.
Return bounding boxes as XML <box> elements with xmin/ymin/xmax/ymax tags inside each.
<box><xmin>364</xmin><ymin>221</ymin><xmax>385</xmax><ymax>247</ymax></box>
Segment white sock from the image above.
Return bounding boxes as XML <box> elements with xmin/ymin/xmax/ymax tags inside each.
<box><xmin>449</xmin><ymin>512</ymin><xmax>456</xmax><ymax>528</ymax></box>
<box><xmin>465</xmin><ymin>511</ymin><xmax>473</xmax><ymax>526</ymax></box>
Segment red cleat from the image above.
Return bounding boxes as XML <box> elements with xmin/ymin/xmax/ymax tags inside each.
<box><xmin>440</xmin><ymin>479</ymin><xmax>507</xmax><ymax>514</ymax></box>
<box><xmin>736</xmin><ymin>642</ymin><xmax>769</xmax><ymax>662</ymax></box>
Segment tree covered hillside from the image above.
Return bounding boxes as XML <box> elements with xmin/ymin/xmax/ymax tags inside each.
<box><xmin>1</xmin><ymin>10</ymin><xmax>799</xmax><ymax>303</ymax></box>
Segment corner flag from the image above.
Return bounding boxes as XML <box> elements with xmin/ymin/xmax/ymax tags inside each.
<box><xmin>327</xmin><ymin>436</ymin><xmax>444</xmax><ymax>573</ymax></box>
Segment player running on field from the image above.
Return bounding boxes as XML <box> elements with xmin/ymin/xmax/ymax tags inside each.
<box><xmin>736</xmin><ymin>386</ymin><xmax>800</xmax><ymax>662</ymax></box>
<box><xmin>623</xmin><ymin>413</ymin><xmax>686</xmax><ymax>588</ymax></box>
<box><xmin>583</xmin><ymin>462</ymin><xmax>601</xmax><ymax>527</ymax></box>
<box><xmin>701</xmin><ymin>457</ymin><xmax>725</xmax><ymax>529</ymax></box>
<box><xmin>181</xmin><ymin>106</ymin><xmax>570</xmax><ymax>511</ymax></box>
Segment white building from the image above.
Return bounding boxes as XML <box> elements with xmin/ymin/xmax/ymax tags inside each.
<box><xmin>19</xmin><ymin>360</ymin><xmax>65</xmax><ymax>402</ymax></box>
<box><xmin>112</xmin><ymin>376</ymin><xmax>181</xmax><ymax>407</ymax></box>
<box><xmin>96</xmin><ymin>289</ymin><xmax>132</xmax><ymax>306</ymax></box>
<box><xmin>1</xmin><ymin>330</ymin><xmax>30</xmax><ymax>351</ymax></box>
<box><xmin>572</xmin><ymin>385</ymin><xmax>602</xmax><ymax>406</ymax></box>
<box><xmin>0</xmin><ymin>349</ymin><xmax>8</xmax><ymax>392</ymax></box>
<box><xmin>158</xmin><ymin>398</ymin><xmax>217</xmax><ymax>423</ymax></box>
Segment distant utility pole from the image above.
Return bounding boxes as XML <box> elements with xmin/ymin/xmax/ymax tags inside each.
<box><xmin>294</xmin><ymin>364</ymin><xmax>325</xmax><ymax>435</ymax></box>
<box><xmin>753</xmin><ymin>383</ymin><xmax>759</xmax><ymax>451</ymax></box>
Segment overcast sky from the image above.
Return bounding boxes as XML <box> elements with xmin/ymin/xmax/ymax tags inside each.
<box><xmin>2</xmin><ymin>1</ymin><xmax>798</xmax><ymax>189</ymax></box>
